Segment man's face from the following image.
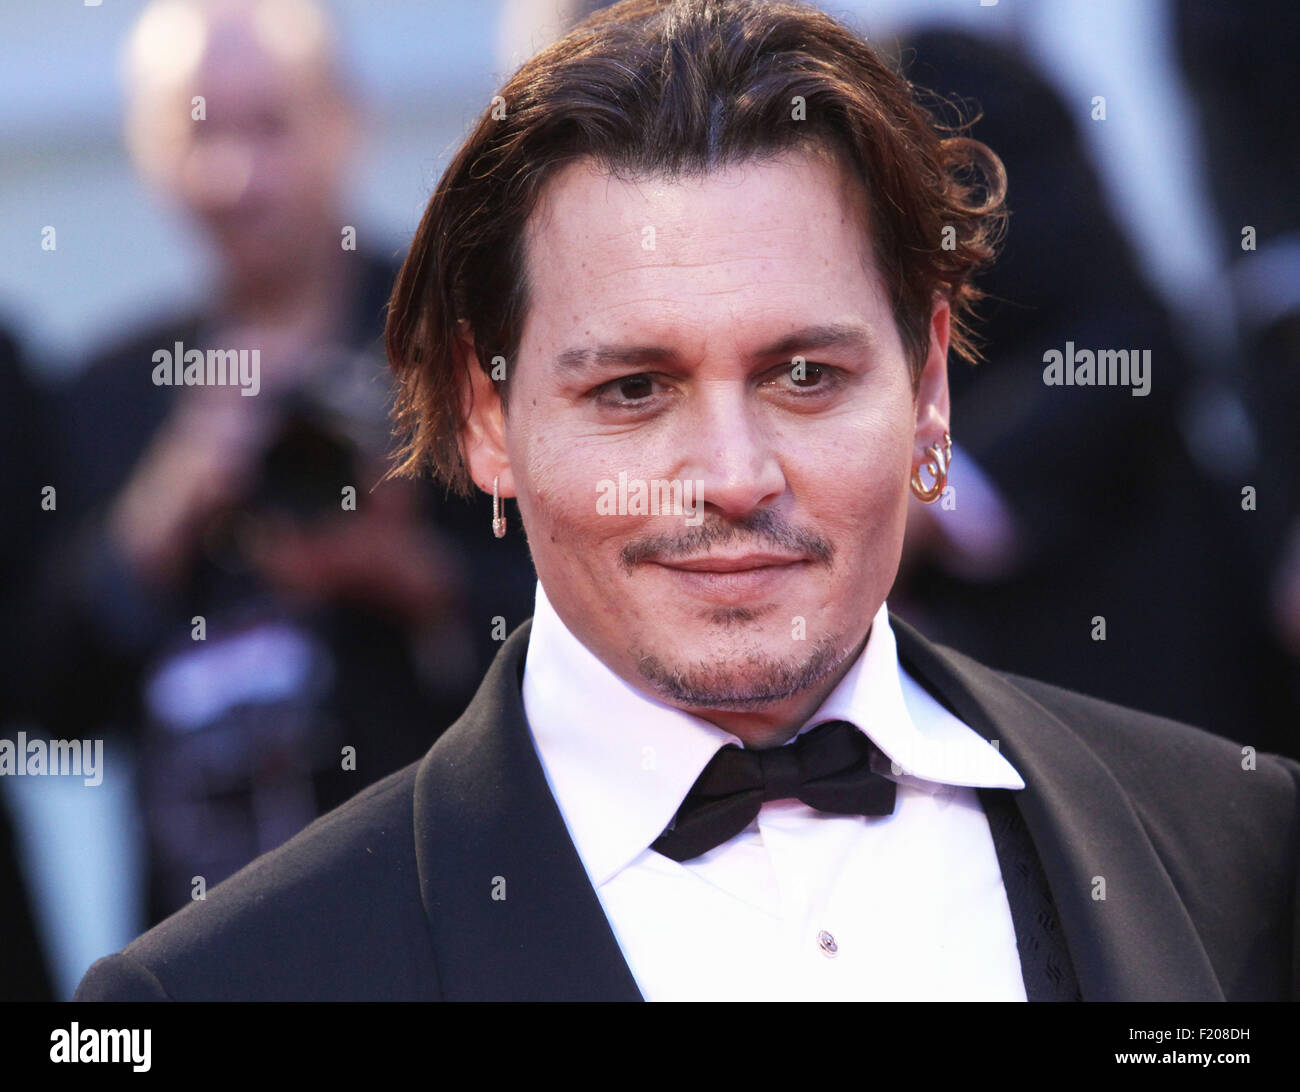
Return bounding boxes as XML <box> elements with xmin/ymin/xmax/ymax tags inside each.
<box><xmin>463</xmin><ymin>148</ymin><xmax>950</xmax><ymax>744</ymax></box>
<box><xmin>131</xmin><ymin>21</ymin><xmax>352</xmax><ymax>287</ymax></box>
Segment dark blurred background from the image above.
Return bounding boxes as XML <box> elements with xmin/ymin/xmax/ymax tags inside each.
<box><xmin>1</xmin><ymin>0</ymin><xmax>1296</xmax><ymax>1000</ymax></box>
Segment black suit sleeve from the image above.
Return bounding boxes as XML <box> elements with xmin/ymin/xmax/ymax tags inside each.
<box><xmin>75</xmin><ymin>952</ymin><xmax>173</xmax><ymax>1002</ymax></box>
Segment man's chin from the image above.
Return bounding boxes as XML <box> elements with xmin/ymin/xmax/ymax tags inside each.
<box><xmin>631</xmin><ymin>633</ymin><xmax>849</xmax><ymax>712</ymax></box>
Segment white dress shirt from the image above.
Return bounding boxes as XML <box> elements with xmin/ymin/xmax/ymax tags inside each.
<box><xmin>521</xmin><ymin>581</ymin><xmax>1029</xmax><ymax>1001</ymax></box>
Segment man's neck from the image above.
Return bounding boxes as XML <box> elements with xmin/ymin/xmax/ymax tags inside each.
<box><xmin>217</xmin><ymin>236</ymin><xmax>354</xmax><ymax>339</ymax></box>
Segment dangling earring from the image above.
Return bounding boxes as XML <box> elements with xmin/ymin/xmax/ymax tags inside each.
<box><xmin>910</xmin><ymin>430</ymin><xmax>953</xmax><ymax>504</ymax></box>
<box><xmin>492</xmin><ymin>475</ymin><xmax>507</xmax><ymax>538</ymax></box>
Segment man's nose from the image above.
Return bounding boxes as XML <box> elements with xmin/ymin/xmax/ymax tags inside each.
<box><xmin>675</xmin><ymin>380</ymin><xmax>786</xmax><ymax>519</ymax></box>
<box><xmin>181</xmin><ymin>135</ymin><xmax>255</xmax><ymax>210</ymax></box>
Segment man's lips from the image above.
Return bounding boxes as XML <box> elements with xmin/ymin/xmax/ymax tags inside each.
<box><xmin>655</xmin><ymin>553</ymin><xmax>807</xmax><ymax>573</ymax></box>
<box><xmin>650</xmin><ymin>553</ymin><xmax>809</xmax><ymax>603</ymax></box>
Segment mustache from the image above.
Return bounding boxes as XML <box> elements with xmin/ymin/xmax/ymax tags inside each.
<box><xmin>619</xmin><ymin>508</ymin><xmax>834</xmax><ymax>572</ymax></box>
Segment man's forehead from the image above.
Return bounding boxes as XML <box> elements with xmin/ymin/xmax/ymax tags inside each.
<box><xmin>525</xmin><ymin>149</ymin><xmax>869</xmax><ymax>246</ymax></box>
<box><xmin>518</xmin><ymin>150</ymin><xmax>882</xmax><ymax>341</ymax></box>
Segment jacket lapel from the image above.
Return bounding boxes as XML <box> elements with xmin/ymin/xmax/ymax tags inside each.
<box><xmin>412</xmin><ymin>620</ymin><xmax>643</xmax><ymax>1001</ymax></box>
<box><xmin>890</xmin><ymin>613</ymin><xmax>1224</xmax><ymax>1000</ymax></box>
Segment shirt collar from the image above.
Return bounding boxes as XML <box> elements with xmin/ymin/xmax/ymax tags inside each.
<box><xmin>810</xmin><ymin>600</ymin><xmax>1025</xmax><ymax>795</ymax></box>
<box><xmin>522</xmin><ymin>580</ymin><xmax>1023</xmax><ymax>887</ymax></box>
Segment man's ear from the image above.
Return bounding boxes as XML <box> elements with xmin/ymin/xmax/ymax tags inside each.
<box><xmin>456</xmin><ymin>329</ymin><xmax>516</xmax><ymax>497</ymax></box>
<box><xmin>913</xmin><ymin>296</ymin><xmax>952</xmax><ymax>459</ymax></box>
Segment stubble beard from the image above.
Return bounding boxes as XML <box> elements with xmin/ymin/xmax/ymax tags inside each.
<box><xmin>632</xmin><ymin>629</ymin><xmax>853</xmax><ymax>711</ymax></box>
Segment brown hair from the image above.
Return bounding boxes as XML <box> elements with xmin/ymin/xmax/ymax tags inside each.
<box><xmin>386</xmin><ymin>0</ymin><xmax>1007</xmax><ymax>495</ymax></box>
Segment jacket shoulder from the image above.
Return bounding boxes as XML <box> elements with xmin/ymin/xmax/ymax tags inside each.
<box><xmin>1000</xmin><ymin>667</ymin><xmax>1300</xmax><ymax>800</ymax></box>
<box><xmin>75</xmin><ymin>762</ymin><xmax>439</xmax><ymax>1001</ymax></box>
<box><xmin>999</xmin><ymin>667</ymin><xmax>1300</xmax><ymax>998</ymax></box>
<box><xmin>951</xmin><ymin>656</ymin><xmax>1300</xmax><ymax>999</ymax></box>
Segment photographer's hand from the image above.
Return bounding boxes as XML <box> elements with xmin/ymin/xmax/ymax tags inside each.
<box><xmin>243</xmin><ymin>471</ymin><xmax>467</xmax><ymax>628</ymax></box>
<box><xmin>106</xmin><ymin>386</ymin><xmax>273</xmax><ymax>588</ymax></box>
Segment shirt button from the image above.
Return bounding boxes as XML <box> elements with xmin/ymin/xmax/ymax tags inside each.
<box><xmin>817</xmin><ymin>929</ymin><xmax>838</xmax><ymax>957</ymax></box>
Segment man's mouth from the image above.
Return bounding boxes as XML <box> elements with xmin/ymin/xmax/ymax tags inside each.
<box><xmin>658</xmin><ymin>552</ymin><xmax>807</xmax><ymax>572</ymax></box>
<box><xmin>652</xmin><ymin>553</ymin><xmax>808</xmax><ymax>601</ymax></box>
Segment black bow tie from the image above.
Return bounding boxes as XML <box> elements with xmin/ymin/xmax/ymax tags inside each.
<box><xmin>651</xmin><ymin>719</ymin><xmax>898</xmax><ymax>863</ymax></box>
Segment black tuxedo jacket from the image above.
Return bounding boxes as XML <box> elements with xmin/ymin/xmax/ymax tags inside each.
<box><xmin>75</xmin><ymin>616</ymin><xmax>1300</xmax><ymax>1001</ymax></box>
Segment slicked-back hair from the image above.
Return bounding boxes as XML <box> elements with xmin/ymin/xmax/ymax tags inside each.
<box><xmin>385</xmin><ymin>0</ymin><xmax>1007</xmax><ymax>495</ymax></box>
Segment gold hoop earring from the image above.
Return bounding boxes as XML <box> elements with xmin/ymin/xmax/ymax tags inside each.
<box><xmin>910</xmin><ymin>430</ymin><xmax>953</xmax><ymax>504</ymax></box>
<box><xmin>492</xmin><ymin>475</ymin><xmax>507</xmax><ymax>538</ymax></box>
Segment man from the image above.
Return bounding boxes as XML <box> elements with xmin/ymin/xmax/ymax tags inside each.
<box><xmin>76</xmin><ymin>0</ymin><xmax>1299</xmax><ymax>1002</ymax></box>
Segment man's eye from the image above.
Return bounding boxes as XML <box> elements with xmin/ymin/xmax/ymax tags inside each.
<box><xmin>594</xmin><ymin>374</ymin><xmax>661</xmax><ymax>406</ymax></box>
<box><xmin>769</xmin><ymin>361</ymin><xmax>836</xmax><ymax>391</ymax></box>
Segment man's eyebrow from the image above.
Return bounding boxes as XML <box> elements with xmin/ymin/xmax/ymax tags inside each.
<box><xmin>754</xmin><ymin>321</ymin><xmax>877</xmax><ymax>360</ymax></box>
<box><xmin>552</xmin><ymin>344</ymin><xmax>674</xmax><ymax>373</ymax></box>
<box><xmin>552</xmin><ymin>322</ymin><xmax>878</xmax><ymax>373</ymax></box>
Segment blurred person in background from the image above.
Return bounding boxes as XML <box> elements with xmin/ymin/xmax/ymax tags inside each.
<box><xmin>1173</xmin><ymin>0</ymin><xmax>1300</xmax><ymax>751</ymax></box>
<box><xmin>891</xmin><ymin>28</ymin><xmax>1297</xmax><ymax>757</ymax></box>
<box><xmin>21</xmin><ymin>0</ymin><xmax>535</xmax><ymax>926</ymax></box>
